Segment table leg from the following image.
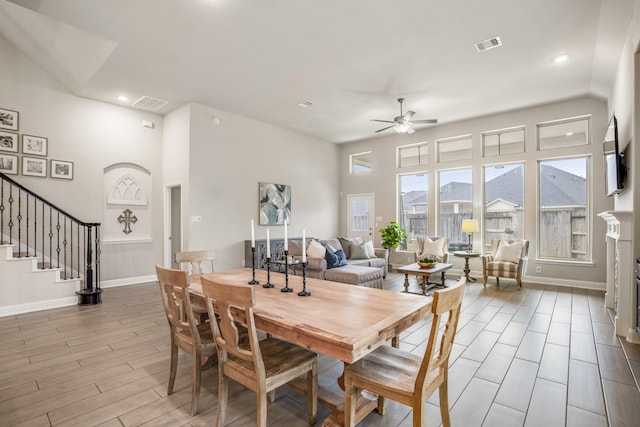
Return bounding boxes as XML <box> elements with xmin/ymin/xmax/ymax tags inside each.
<box><xmin>403</xmin><ymin>273</ymin><xmax>409</xmax><ymax>292</ymax></box>
<box><xmin>441</xmin><ymin>270</ymin><xmax>447</xmax><ymax>287</ymax></box>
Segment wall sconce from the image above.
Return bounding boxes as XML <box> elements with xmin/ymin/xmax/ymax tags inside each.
<box><xmin>461</xmin><ymin>219</ymin><xmax>479</xmax><ymax>253</ymax></box>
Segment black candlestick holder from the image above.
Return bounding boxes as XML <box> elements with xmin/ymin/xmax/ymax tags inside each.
<box><xmin>298</xmin><ymin>261</ymin><xmax>311</xmax><ymax>296</ymax></box>
<box><xmin>281</xmin><ymin>250</ymin><xmax>293</xmax><ymax>292</ymax></box>
<box><xmin>248</xmin><ymin>246</ymin><xmax>260</xmax><ymax>285</ymax></box>
<box><xmin>262</xmin><ymin>256</ymin><xmax>274</xmax><ymax>288</ymax></box>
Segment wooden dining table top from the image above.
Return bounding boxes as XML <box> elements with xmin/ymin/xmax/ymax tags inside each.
<box><xmin>189</xmin><ymin>268</ymin><xmax>433</xmax><ymax>364</ymax></box>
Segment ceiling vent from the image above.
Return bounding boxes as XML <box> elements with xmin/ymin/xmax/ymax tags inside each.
<box><xmin>475</xmin><ymin>36</ymin><xmax>502</xmax><ymax>52</ymax></box>
<box><xmin>133</xmin><ymin>96</ymin><xmax>168</xmax><ymax>111</ymax></box>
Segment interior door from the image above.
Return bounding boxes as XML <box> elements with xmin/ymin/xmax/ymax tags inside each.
<box><xmin>170</xmin><ymin>186</ymin><xmax>181</xmax><ymax>268</ymax></box>
<box><xmin>347</xmin><ymin>194</ymin><xmax>374</xmax><ymax>242</ymax></box>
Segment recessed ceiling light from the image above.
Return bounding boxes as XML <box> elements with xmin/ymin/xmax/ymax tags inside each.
<box><xmin>117</xmin><ymin>95</ymin><xmax>129</xmax><ymax>102</ymax></box>
<box><xmin>474</xmin><ymin>36</ymin><xmax>502</xmax><ymax>52</ymax></box>
<box><xmin>297</xmin><ymin>100</ymin><xmax>313</xmax><ymax>108</ymax></box>
<box><xmin>565</xmin><ymin>132</ymin><xmax>574</xmax><ymax>136</ymax></box>
<box><xmin>553</xmin><ymin>54</ymin><xmax>569</xmax><ymax>64</ymax></box>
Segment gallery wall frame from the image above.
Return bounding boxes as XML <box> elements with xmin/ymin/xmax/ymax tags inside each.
<box><xmin>0</xmin><ymin>131</ymin><xmax>18</xmax><ymax>153</ymax></box>
<box><xmin>0</xmin><ymin>108</ymin><xmax>18</xmax><ymax>131</ymax></box>
<box><xmin>0</xmin><ymin>154</ymin><xmax>18</xmax><ymax>174</ymax></box>
<box><xmin>50</xmin><ymin>159</ymin><xmax>74</xmax><ymax>180</ymax></box>
<box><xmin>22</xmin><ymin>156</ymin><xmax>47</xmax><ymax>177</ymax></box>
<box><xmin>22</xmin><ymin>134</ymin><xmax>47</xmax><ymax>156</ymax></box>
<box><xmin>259</xmin><ymin>182</ymin><xmax>291</xmax><ymax>225</ymax></box>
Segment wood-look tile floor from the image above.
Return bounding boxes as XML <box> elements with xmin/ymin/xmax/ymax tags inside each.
<box><xmin>1</xmin><ymin>272</ymin><xmax>640</xmax><ymax>426</ymax></box>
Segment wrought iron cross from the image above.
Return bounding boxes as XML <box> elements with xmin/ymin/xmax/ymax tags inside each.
<box><xmin>118</xmin><ymin>209</ymin><xmax>137</xmax><ymax>234</ymax></box>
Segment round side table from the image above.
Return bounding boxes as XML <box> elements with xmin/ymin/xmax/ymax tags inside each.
<box><xmin>453</xmin><ymin>251</ymin><xmax>481</xmax><ymax>282</ymax></box>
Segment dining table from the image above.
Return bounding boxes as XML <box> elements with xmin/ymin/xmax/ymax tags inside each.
<box><xmin>189</xmin><ymin>268</ymin><xmax>433</xmax><ymax>427</ymax></box>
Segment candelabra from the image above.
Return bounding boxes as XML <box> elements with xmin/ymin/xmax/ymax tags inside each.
<box><xmin>248</xmin><ymin>247</ymin><xmax>260</xmax><ymax>285</ymax></box>
<box><xmin>281</xmin><ymin>250</ymin><xmax>293</xmax><ymax>292</ymax></box>
<box><xmin>297</xmin><ymin>261</ymin><xmax>310</xmax><ymax>296</ymax></box>
<box><xmin>262</xmin><ymin>256</ymin><xmax>274</xmax><ymax>288</ymax></box>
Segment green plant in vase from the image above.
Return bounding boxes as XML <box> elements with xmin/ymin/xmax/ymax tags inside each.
<box><xmin>379</xmin><ymin>221</ymin><xmax>407</xmax><ymax>250</ymax></box>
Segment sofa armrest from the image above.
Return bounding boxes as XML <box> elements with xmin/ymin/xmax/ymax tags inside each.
<box><xmin>374</xmin><ymin>247</ymin><xmax>389</xmax><ymax>277</ymax></box>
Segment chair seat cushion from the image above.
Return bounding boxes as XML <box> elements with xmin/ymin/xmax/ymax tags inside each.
<box><xmin>486</xmin><ymin>260</ymin><xmax>518</xmax><ymax>278</ymax></box>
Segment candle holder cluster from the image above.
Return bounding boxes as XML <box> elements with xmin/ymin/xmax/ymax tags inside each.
<box><xmin>247</xmin><ymin>248</ymin><xmax>310</xmax><ymax>296</ymax></box>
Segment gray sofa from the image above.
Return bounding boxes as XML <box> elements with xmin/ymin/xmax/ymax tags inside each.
<box><xmin>287</xmin><ymin>237</ymin><xmax>388</xmax><ymax>281</ymax></box>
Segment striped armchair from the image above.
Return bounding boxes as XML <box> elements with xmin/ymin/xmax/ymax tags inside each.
<box><xmin>483</xmin><ymin>240</ymin><xmax>529</xmax><ymax>290</ymax></box>
<box><xmin>413</xmin><ymin>236</ymin><xmax>449</xmax><ymax>263</ymax></box>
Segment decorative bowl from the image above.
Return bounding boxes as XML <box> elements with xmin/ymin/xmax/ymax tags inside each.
<box><xmin>418</xmin><ymin>262</ymin><xmax>436</xmax><ymax>269</ymax></box>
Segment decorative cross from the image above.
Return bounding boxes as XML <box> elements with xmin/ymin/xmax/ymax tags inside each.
<box><xmin>117</xmin><ymin>209</ymin><xmax>137</xmax><ymax>234</ymax></box>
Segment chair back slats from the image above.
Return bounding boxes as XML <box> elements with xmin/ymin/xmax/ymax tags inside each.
<box><xmin>175</xmin><ymin>250</ymin><xmax>216</xmax><ymax>275</ymax></box>
<box><xmin>155</xmin><ymin>265</ymin><xmax>199</xmax><ymax>343</ymax></box>
<box><xmin>416</xmin><ymin>277</ymin><xmax>465</xmax><ymax>395</ymax></box>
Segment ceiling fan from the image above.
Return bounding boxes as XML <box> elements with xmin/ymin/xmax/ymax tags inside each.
<box><xmin>371</xmin><ymin>98</ymin><xmax>437</xmax><ymax>134</ymax></box>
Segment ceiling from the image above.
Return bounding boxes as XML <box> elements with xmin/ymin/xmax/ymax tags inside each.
<box><xmin>1</xmin><ymin>0</ymin><xmax>636</xmax><ymax>143</ymax></box>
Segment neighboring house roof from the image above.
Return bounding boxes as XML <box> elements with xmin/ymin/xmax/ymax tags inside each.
<box><xmin>439</xmin><ymin>182</ymin><xmax>472</xmax><ymax>202</ymax></box>
<box><xmin>485</xmin><ymin>167</ymin><xmax>524</xmax><ymax>207</ymax></box>
<box><xmin>401</xmin><ymin>190</ymin><xmax>427</xmax><ymax>206</ymax></box>
<box><xmin>538</xmin><ymin>164</ymin><xmax>586</xmax><ymax>207</ymax></box>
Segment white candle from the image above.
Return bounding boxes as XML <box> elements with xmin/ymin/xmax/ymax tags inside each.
<box><xmin>266</xmin><ymin>228</ymin><xmax>271</xmax><ymax>258</ymax></box>
<box><xmin>302</xmin><ymin>229</ymin><xmax>306</xmax><ymax>263</ymax></box>
<box><xmin>251</xmin><ymin>219</ymin><xmax>255</xmax><ymax>248</ymax></box>
<box><xmin>284</xmin><ymin>221</ymin><xmax>288</xmax><ymax>251</ymax></box>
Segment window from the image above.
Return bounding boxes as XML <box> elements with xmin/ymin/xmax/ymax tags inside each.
<box><xmin>398</xmin><ymin>173</ymin><xmax>428</xmax><ymax>250</ymax></box>
<box><xmin>438</xmin><ymin>168</ymin><xmax>472</xmax><ymax>252</ymax></box>
<box><xmin>538</xmin><ymin>157</ymin><xmax>589</xmax><ymax>261</ymax></box>
<box><xmin>537</xmin><ymin>116</ymin><xmax>590</xmax><ymax>150</ymax></box>
<box><xmin>436</xmin><ymin>135</ymin><xmax>472</xmax><ymax>162</ymax></box>
<box><xmin>350</xmin><ymin>152</ymin><xmax>372</xmax><ymax>174</ymax></box>
<box><xmin>483</xmin><ymin>164</ymin><xmax>524</xmax><ymax>253</ymax></box>
<box><xmin>483</xmin><ymin>127</ymin><xmax>525</xmax><ymax>156</ymax></box>
<box><xmin>398</xmin><ymin>142</ymin><xmax>428</xmax><ymax>168</ymax></box>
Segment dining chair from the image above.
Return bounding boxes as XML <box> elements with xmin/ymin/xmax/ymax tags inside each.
<box><xmin>344</xmin><ymin>276</ymin><xmax>466</xmax><ymax>427</ymax></box>
<box><xmin>174</xmin><ymin>250</ymin><xmax>217</xmax><ymax>275</ymax></box>
<box><xmin>201</xmin><ymin>276</ymin><xmax>318</xmax><ymax>427</ymax></box>
<box><xmin>155</xmin><ymin>265</ymin><xmax>217</xmax><ymax>416</ymax></box>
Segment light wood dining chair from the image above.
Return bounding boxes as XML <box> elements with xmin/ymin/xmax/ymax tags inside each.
<box><xmin>174</xmin><ymin>250</ymin><xmax>217</xmax><ymax>275</ymax></box>
<box><xmin>344</xmin><ymin>276</ymin><xmax>466</xmax><ymax>427</ymax></box>
<box><xmin>201</xmin><ymin>276</ymin><xmax>318</xmax><ymax>427</ymax></box>
<box><xmin>155</xmin><ymin>265</ymin><xmax>217</xmax><ymax>416</ymax></box>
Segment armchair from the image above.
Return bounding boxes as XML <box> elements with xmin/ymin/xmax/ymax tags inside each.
<box><xmin>483</xmin><ymin>239</ymin><xmax>529</xmax><ymax>290</ymax></box>
<box><xmin>414</xmin><ymin>236</ymin><xmax>449</xmax><ymax>263</ymax></box>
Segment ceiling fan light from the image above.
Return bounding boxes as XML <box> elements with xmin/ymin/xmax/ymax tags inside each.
<box><xmin>394</xmin><ymin>122</ymin><xmax>410</xmax><ymax>133</ymax></box>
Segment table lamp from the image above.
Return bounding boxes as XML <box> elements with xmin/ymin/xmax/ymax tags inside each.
<box><xmin>461</xmin><ymin>219</ymin><xmax>479</xmax><ymax>252</ymax></box>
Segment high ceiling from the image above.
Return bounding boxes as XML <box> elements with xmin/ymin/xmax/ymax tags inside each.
<box><xmin>1</xmin><ymin>0</ymin><xmax>636</xmax><ymax>143</ymax></box>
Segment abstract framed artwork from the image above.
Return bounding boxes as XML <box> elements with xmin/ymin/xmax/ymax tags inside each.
<box><xmin>259</xmin><ymin>182</ymin><xmax>291</xmax><ymax>225</ymax></box>
<box><xmin>22</xmin><ymin>134</ymin><xmax>47</xmax><ymax>156</ymax></box>
<box><xmin>0</xmin><ymin>108</ymin><xmax>18</xmax><ymax>131</ymax></box>
<box><xmin>0</xmin><ymin>131</ymin><xmax>19</xmax><ymax>153</ymax></box>
<box><xmin>0</xmin><ymin>154</ymin><xmax>18</xmax><ymax>174</ymax></box>
<box><xmin>50</xmin><ymin>159</ymin><xmax>73</xmax><ymax>180</ymax></box>
<box><xmin>22</xmin><ymin>156</ymin><xmax>47</xmax><ymax>177</ymax></box>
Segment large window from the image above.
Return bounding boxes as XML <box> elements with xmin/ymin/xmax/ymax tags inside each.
<box><xmin>438</xmin><ymin>168</ymin><xmax>472</xmax><ymax>252</ymax></box>
<box><xmin>436</xmin><ymin>135</ymin><xmax>472</xmax><ymax>162</ymax></box>
<box><xmin>350</xmin><ymin>152</ymin><xmax>372</xmax><ymax>174</ymax></box>
<box><xmin>483</xmin><ymin>164</ymin><xmax>525</xmax><ymax>253</ymax></box>
<box><xmin>398</xmin><ymin>173</ymin><xmax>428</xmax><ymax>250</ymax></box>
<box><xmin>537</xmin><ymin>116</ymin><xmax>590</xmax><ymax>150</ymax></box>
<box><xmin>538</xmin><ymin>157</ymin><xmax>589</xmax><ymax>261</ymax></box>
<box><xmin>398</xmin><ymin>142</ymin><xmax>428</xmax><ymax>168</ymax></box>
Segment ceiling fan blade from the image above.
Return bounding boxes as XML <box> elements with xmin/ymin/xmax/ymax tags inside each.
<box><xmin>411</xmin><ymin>119</ymin><xmax>438</xmax><ymax>124</ymax></box>
<box><xmin>371</xmin><ymin>119</ymin><xmax>394</xmax><ymax>123</ymax></box>
<box><xmin>375</xmin><ymin>125</ymin><xmax>395</xmax><ymax>133</ymax></box>
<box><xmin>403</xmin><ymin>111</ymin><xmax>416</xmax><ymax>121</ymax></box>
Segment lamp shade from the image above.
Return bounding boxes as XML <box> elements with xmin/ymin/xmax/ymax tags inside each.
<box><xmin>461</xmin><ymin>219</ymin><xmax>479</xmax><ymax>233</ymax></box>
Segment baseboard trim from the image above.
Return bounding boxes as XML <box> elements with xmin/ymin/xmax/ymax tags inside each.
<box><xmin>0</xmin><ymin>296</ymin><xmax>77</xmax><ymax>317</ymax></box>
<box><xmin>101</xmin><ymin>275</ymin><xmax>157</xmax><ymax>288</ymax></box>
<box><xmin>460</xmin><ymin>269</ymin><xmax>605</xmax><ymax>290</ymax></box>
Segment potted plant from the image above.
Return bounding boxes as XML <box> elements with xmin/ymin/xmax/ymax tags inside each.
<box><xmin>379</xmin><ymin>221</ymin><xmax>406</xmax><ymax>269</ymax></box>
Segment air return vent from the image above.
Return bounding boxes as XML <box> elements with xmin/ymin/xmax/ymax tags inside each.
<box><xmin>475</xmin><ymin>36</ymin><xmax>502</xmax><ymax>52</ymax></box>
<box><xmin>133</xmin><ymin>96</ymin><xmax>168</xmax><ymax>111</ymax></box>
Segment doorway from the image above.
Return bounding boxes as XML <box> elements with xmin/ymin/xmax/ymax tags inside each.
<box><xmin>165</xmin><ymin>185</ymin><xmax>182</xmax><ymax>268</ymax></box>
<box><xmin>347</xmin><ymin>194</ymin><xmax>374</xmax><ymax>241</ymax></box>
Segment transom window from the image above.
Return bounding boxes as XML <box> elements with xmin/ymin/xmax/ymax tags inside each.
<box><xmin>436</xmin><ymin>135</ymin><xmax>472</xmax><ymax>162</ymax></box>
<box><xmin>537</xmin><ymin>116</ymin><xmax>590</xmax><ymax>150</ymax></box>
<box><xmin>398</xmin><ymin>142</ymin><xmax>428</xmax><ymax>168</ymax></box>
<box><xmin>350</xmin><ymin>152</ymin><xmax>372</xmax><ymax>174</ymax></box>
<box><xmin>483</xmin><ymin>127</ymin><xmax>525</xmax><ymax>157</ymax></box>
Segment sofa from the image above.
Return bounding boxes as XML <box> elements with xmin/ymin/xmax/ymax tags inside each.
<box><xmin>286</xmin><ymin>237</ymin><xmax>388</xmax><ymax>286</ymax></box>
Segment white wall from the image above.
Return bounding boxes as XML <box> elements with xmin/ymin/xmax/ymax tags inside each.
<box><xmin>340</xmin><ymin>96</ymin><xmax>612</xmax><ymax>287</ymax></box>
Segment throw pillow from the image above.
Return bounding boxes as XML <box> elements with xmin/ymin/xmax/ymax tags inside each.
<box><xmin>306</xmin><ymin>239</ymin><xmax>326</xmax><ymax>258</ymax></box>
<box><xmin>335</xmin><ymin>249</ymin><xmax>348</xmax><ymax>267</ymax></box>
<box><xmin>365</xmin><ymin>240</ymin><xmax>376</xmax><ymax>258</ymax></box>
<box><xmin>287</xmin><ymin>239</ymin><xmax>303</xmax><ymax>256</ymax></box>
<box><xmin>325</xmin><ymin>248</ymin><xmax>339</xmax><ymax>269</ymax></box>
<box><xmin>421</xmin><ymin>237</ymin><xmax>445</xmax><ymax>258</ymax></box>
<box><xmin>349</xmin><ymin>241</ymin><xmax>370</xmax><ymax>259</ymax></box>
<box><xmin>494</xmin><ymin>240</ymin><xmax>522</xmax><ymax>264</ymax></box>
<box><xmin>338</xmin><ymin>237</ymin><xmax>362</xmax><ymax>259</ymax></box>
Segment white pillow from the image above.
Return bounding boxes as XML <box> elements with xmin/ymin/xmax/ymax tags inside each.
<box><xmin>365</xmin><ymin>240</ymin><xmax>376</xmax><ymax>258</ymax></box>
<box><xmin>494</xmin><ymin>241</ymin><xmax>522</xmax><ymax>263</ymax></box>
<box><xmin>306</xmin><ymin>239</ymin><xmax>326</xmax><ymax>258</ymax></box>
<box><xmin>421</xmin><ymin>237</ymin><xmax>444</xmax><ymax>258</ymax></box>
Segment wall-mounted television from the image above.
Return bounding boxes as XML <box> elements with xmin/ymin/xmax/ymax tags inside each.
<box><xmin>603</xmin><ymin>115</ymin><xmax>626</xmax><ymax>197</ymax></box>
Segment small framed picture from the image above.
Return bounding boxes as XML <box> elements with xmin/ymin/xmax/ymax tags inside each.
<box><xmin>22</xmin><ymin>156</ymin><xmax>47</xmax><ymax>177</ymax></box>
<box><xmin>22</xmin><ymin>134</ymin><xmax>47</xmax><ymax>156</ymax></box>
<box><xmin>0</xmin><ymin>154</ymin><xmax>18</xmax><ymax>174</ymax></box>
<box><xmin>0</xmin><ymin>131</ymin><xmax>19</xmax><ymax>153</ymax></box>
<box><xmin>50</xmin><ymin>159</ymin><xmax>73</xmax><ymax>180</ymax></box>
<box><xmin>0</xmin><ymin>108</ymin><xmax>19</xmax><ymax>131</ymax></box>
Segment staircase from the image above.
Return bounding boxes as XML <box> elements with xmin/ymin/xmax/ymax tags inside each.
<box><xmin>0</xmin><ymin>172</ymin><xmax>101</xmax><ymax>316</ymax></box>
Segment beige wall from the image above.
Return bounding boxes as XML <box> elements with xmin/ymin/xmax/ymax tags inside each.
<box><xmin>340</xmin><ymin>96</ymin><xmax>612</xmax><ymax>288</ymax></box>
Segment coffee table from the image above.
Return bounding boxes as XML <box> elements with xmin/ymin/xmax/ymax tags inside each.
<box><xmin>396</xmin><ymin>262</ymin><xmax>453</xmax><ymax>295</ymax></box>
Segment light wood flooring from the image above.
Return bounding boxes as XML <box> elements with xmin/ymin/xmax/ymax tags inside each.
<box><xmin>1</xmin><ymin>272</ymin><xmax>640</xmax><ymax>426</ymax></box>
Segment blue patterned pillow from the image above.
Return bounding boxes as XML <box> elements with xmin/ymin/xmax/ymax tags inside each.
<box><xmin>325</xmin><ymin>248</ymin><xmax>347</xmax><ymax>269</ymax></box>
